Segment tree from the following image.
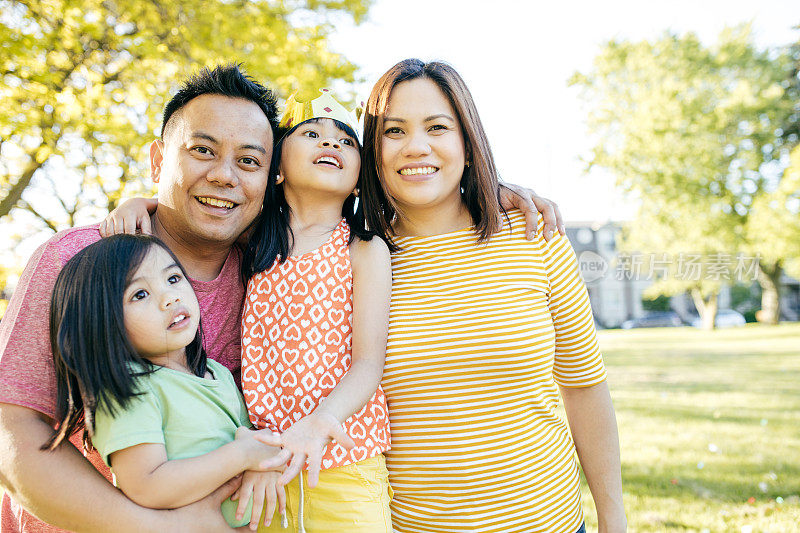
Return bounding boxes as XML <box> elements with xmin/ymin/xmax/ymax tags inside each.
<box><xmin>780</xmin><ymin>25</ymin><xmax>800</xmax><ymax>144</ymax></box>
<box><xmin>0</xmin><ymin>0</ymin><xmax>371</xmax><ymax>237</ymax></box>
<box><xmin>571</xmin><ymin>25</ymin><xmax>798</xmax><ymax>327</ymax></box>
<box><xmin>746</xmin><ymin>143</ymin><xmax>800</xmax><ymax>316</ymax></box>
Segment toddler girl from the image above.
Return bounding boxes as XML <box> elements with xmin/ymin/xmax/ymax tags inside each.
<box><xmin>43</xmin><ymin>234</ymin><xmax>278</xmax><ymax>528</ymax></box>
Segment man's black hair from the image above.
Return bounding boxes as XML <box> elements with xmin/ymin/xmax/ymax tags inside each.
<box><xmin>161</xmin><ymin>63</ymin><xmax>279</xmax><ymax>138</ymax></box>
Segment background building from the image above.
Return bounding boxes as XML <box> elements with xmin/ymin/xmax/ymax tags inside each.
<box><xmin>566</xmin><ymin>222</ymin><xmax>800</xmax><ymax>328</ymax></box>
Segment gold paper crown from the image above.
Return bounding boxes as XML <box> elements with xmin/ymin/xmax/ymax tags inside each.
<box><xmin>279</xmin><ymin>89</ymin><xmax>363</xmax><ymax>139</ymax></box>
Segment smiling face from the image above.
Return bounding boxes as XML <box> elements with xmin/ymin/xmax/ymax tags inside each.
<box><xmin>380</xmin><ymin>77</ymin><xmax>466</xmax><ymax>214</ymax></box>
<box><xmin>278</xmin><ymin>118</ymin><xmax>361</xmax><ymax>201</ymax></box>
<box><xmin>123</xmin><ymin>246</ymin><xmax>201</xmax><ymax>362</ymax></box>
<box><xmin>151</xmin><ymin>94</ymin><xmax>273</xmax><ymax>248</ymax></box>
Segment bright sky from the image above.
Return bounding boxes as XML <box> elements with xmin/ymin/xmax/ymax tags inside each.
<box><xmin>330</xmin><ymin>0</ymin><xmax>799</xmax><ymax>222</ymax></box>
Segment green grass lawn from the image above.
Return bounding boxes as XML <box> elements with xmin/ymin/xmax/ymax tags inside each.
<box><xmin>580</xmin><ymin>323</ymin><xmax>800</xmax><ymax>532</ymax></box>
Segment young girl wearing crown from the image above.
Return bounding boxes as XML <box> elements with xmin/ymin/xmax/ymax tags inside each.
<box><xmin>231</xmin><ymin>90</ymin><xmax>392</xmax><ymax>533</ymax></box>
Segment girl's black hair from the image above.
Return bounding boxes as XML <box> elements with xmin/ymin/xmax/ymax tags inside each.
<box><xmin>42</xmin><ymin>234</ymin><xmax>207</xmax><ymax>451</ymax></box>
<box><xmin>242</xmin><ymin>118</ymin><xmax>374</xmax><ymax>281</ymax></box>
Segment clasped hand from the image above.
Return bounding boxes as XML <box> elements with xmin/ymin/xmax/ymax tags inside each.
<box><xmin>231</xmin><ymin>413</ymin><xmax>354</xmax><ymax>529</ymax></box>
<box><xmin>254</xmin><ymin>410</ymin><xmax>356</xmax><ymax>489</ymax></box>
<box><xmin>231</xmin><ymin>427</ymin><xmax>285</xmax><ymax>530</ymax></box>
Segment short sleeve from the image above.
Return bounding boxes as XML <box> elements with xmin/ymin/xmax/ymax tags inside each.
<box><xmin>92</xmin><ymin>383</ymin><xmax>165</xmax><ymax>466</ymax></box>
<box><xmin>0</xmin><ymin>226</ymin><xmax>100</xmax><ymax>418</ymax></box>
<box><xmin>0</xmin><ymin>239</ymin><xmax>64</xmax><ymax>417</ymax></box>
<box><xmin>541</xmin><ymin>223</ymin><xmax>607</xmax><ymax>387</ymax></box>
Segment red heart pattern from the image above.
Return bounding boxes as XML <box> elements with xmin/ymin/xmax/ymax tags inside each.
<box><xmin>241</xmin><ymin>220</ymin><xmax>391</xmax><ymax>470</ymax></box>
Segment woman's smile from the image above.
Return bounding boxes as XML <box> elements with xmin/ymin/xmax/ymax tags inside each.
<box><xmin>398</xmin><ymin>164</ymin><xmax>439</xmax><ymax>178</ymax></box>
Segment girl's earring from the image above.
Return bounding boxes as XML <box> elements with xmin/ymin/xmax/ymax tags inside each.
<box><xmin>465</xmin><ymin>160</ymin><xmax>471</xmax><ymax>168</ymax></box>
<box><xmin>353</xmin><ymin>188</ymin><xmax>360</xmax><ymax>197</ymax></box>
<box><xmin>276</xmin><ymin>174</ymin><xmax>284</xmax><ymax>184</ymax></box>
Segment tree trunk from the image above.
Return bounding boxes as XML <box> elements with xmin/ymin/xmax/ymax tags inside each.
<box><xmin>691</xmin><ymin>288</ymin><xmax>719</xmax><ymax>330</ymax></box>
<box><xmin>757</xmin><ymin>260</ymin><xmax>782</xmax><ymax>325</ymax></box>
<box><xmin>0</xmin><ymin>158</ymin><xmax>43</xmax><ymax>219</ymax></box>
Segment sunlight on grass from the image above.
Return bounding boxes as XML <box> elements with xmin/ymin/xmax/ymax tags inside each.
<box><xmin>581</xmin><ymin>323</ymin><xmax>800</xmax><ymax>532</ymax></box>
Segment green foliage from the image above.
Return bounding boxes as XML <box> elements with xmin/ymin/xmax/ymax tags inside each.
<box><xmin>0</xmin><ymin>263</ymin><xmax>10</xmax><ymax>320</ymax></box>
<box><xmin>641</xmin><ymin>294</ymin><xmax>671</xmax><ymax>311</ymax></box>
<box><xmin>0</xmin><ymin>0</ymin><xmax>371</xmax><ymax>234</ymax></box>
<box><xmin>729</xmin><ymin>282</ymin><xmax>761</xmax><ymax>322</ymax></box>
<box><xmin>572</xmin><ymin>26</ymin><xmax>799</xmax><ymax>324</ymax></box>
<box><xmin>780</xmin><ymin>25</ymin><xmax>800</xmax><ymax>143</ymax></box>
<box><xmin>746</xmin><ymin>144</ymin><xmax>800</xmax><ymax>279</ymax></box>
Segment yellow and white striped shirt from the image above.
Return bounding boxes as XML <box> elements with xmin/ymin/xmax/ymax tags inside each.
<box><xmin>383</xmin><ymin>210</ymin><xmax>606</xmax><ymax>533</ymax></box>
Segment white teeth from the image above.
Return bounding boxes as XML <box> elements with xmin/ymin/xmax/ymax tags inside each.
<box><xmin>399</xmin><ymin>166</ymin><xmax>437</xmax><ymax>176</ymax></box>
<box><xmin>197</xmin><ymin>197</ymin><xmax>235</xmax><ymax>209</ymax></box>
<box><xmin>315</xmin><ymin>156</ymin><xmax>342</xmax><ymax>168</ymax></box>
<box><xmin>171</xmin><ymin>314</ymin><xmax>186</xmax><ymax>325</ymax></box>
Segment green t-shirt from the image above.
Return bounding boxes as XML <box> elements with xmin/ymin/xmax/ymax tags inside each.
<box><xmin>92</xmin><ymin>358</ymin><xmax>252</xmax><ymax>527</ymax></box>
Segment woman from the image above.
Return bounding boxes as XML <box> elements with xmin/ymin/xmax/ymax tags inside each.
<box><xmin>359</xmin><ymin>59</ymin><xmax>626</xmax><ymax>533</ymax></box>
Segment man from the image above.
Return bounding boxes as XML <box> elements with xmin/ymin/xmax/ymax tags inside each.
<box><xmin>0</xmin><ymin>64</ymin><xmax>562</xmax><ymax>532</ymax></box>
<box><xmin>0</xmin><ymin>64</ymin><xmax>278</xmax><ymax>532</ymax></box>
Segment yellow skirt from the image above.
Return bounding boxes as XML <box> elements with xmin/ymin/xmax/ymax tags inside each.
<box><xmin>259</xmin><ymin>454</ymin><xmax>393</xmax><ymax>533</ymax></box>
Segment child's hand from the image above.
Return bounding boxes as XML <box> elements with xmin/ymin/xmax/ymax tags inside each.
<box><xmin>235</xmin><ymin>427</ymin><xmax>284</xmax><ymax>471</ymax></box>
<box><xmin>255</xmin><ymin>411</ymin><xmax>355</xmax><ymax>488</ymax></box>
<box><xmin>231</xmin><ymin>470</ymin><xmax>286</xmax><ymax>531</ymax></box>
<box><xmin>99</xmin><ymin>197</ymin><xmax>158</xmax><ymax>237</ymax></box>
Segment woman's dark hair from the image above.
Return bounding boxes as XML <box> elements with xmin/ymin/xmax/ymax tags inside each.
<box><xmin>242</xmin><ymin>118</ymin><xmax>373</xmax><ymax>281</ymax></box>
<box><xmin>361</xmin><ymin>58</ymin><xmax>504</xmax><ymax>251</ymax></box>
<box><xmin>42</xmin><ymin>234</ymin><xmax>207</xmax><ymax>451</ymax></box>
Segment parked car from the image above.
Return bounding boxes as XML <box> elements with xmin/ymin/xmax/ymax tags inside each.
<box><xmin>690</xmin><ymin>309</ymin><xmax>746</xmax><ymax>328</ymax></box>
<box><xmin>620</xmin><ymin>311</ymin><xmax>684</xmax><ymax>329</ymax></box>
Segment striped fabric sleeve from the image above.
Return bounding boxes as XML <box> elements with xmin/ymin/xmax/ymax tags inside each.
<box><xmin>541</xmin><ymin>222</ymin><xmax>607</xmax><ymax>387</ymax></box>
